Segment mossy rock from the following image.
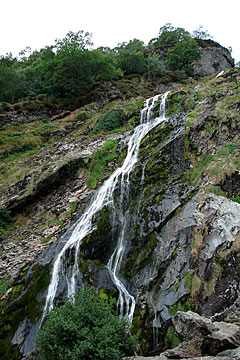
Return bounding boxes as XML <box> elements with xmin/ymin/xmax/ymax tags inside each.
<box><xmin>0</xmin><ymin>262</ymin><xmax>50</xmax><ymax>359</ymax></box>
<box><xmin>80</xmin><ymin>206</ymin><xmax>113</xmax><ymax>263</ymax></box>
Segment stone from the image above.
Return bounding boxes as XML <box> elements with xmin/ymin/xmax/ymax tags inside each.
<box><xmin>173</xmin><ymin>311</ymin><xmax>217</xmax><ymax>341</ymax></box>
<box><xmin>162</xmin><ymin>340</ymin><xmax>202</xmax><ymax>358</ymax></box>
<box><xmin>173</xmin><ymin>311</ymin><xmax>240</xmax><ymax>356</ymax></box>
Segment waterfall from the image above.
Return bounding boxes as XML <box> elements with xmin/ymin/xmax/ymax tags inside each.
<box><xmin>42</xmin><ymin>91</ymin><xmax>169</xmax><ymax>323</ymax></box>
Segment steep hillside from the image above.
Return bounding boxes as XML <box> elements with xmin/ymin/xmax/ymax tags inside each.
<box><xmin>0</xmin><ymin>67</ymin><xmax>239</xmax><ymax>359</ymax></box>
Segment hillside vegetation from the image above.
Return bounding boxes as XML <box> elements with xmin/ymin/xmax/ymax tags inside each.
<box><xmin>0</xmin><ymin>24</ymin><xmax>213</xmax><ymax>105</ymax></box>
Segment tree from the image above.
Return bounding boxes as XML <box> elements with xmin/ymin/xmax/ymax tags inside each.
<box><xmin>145</xmin><ymin>53</ymin><xmax>165</xmax><ymax>79</ymax></box>
<box><xmin>36</xmin><ymin>288</ymin><xmax>137</xmax><ymax>360</ymax></box>
<box><xmin>149</xmin><ymin>23</ymin><xmax>191</xmax><ymax>47</ymax></box>
<box><xmin>192</xmin><ymin>25</ymin><xmax>213</xmax><ymax>40</ymax></box>
<box><xmin>0</xmin><ymin>54</ymin><xmax>27</xmax><ymax>102</ymax></box>
<box><xmin>55</xmin><ymin>30</ymin><xmax>93</xmax><ymax>53</ymax></box>
<box><xmin>167</xmin><ymin>38</ymin><xmax>201</xmax><ymax>77</ymax></box>
<box><xmin>115</xmin><ymin>39</ymin><xmax>147</xmax><ymax>75</ymax></box>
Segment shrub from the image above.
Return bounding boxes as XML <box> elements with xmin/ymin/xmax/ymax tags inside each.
<box><xmin>0</xmin><ymin>209</ymin><xmax>15</xmax><ymax>239</ymax></box>
<box><xmin>91</xmin><ymin>110</ymin><xmax>126</xmax><ymax>134</ymax></box>
<box><xmin>167</xmin><ymin>38</ymin><xmax>201</xmax><ymax>76</ymax></box>
<box><xmin>36</xmin><ymin>287</ymin><xmax>137</xmax><ymax>360</ymax></box>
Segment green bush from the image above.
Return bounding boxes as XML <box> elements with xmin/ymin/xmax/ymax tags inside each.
<box><xmin>36</xmin><ymin>288</ymin><xmax>137</xmax><ymax>360</ymax></box>
<box><xmin>167</xmin><ymin>38</ymin><xmax>201</xmax><ymax>76</ymax></box>
<box><xmin>0</xmin><ymin>209</ymin><xmax>14</xmax><ymax>239</ymax></box>
<box><xmin>91</xmin><ymin>110</ymin><xmax>126</xmax><ymax>134</ymax></box>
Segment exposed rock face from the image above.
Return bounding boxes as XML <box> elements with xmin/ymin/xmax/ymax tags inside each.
<box><xmin>193</xmin><ymin>39</ymin><xmax>234</xmax><ymax>76</ymax></box>
<box><xmin>153</xmin><ymin>39</ymin><xmax>234</xmax><ymax>76</ymax></box>
<box><xmin>0</xmin><ymin>68</ymin><xmax>239</xmax><ymax>359</ymax></box>
<box><xmin>174</xmin><ymin>311</ymin><xmax>240</xmax><ymax>355</ymax></box>
<box><xmin>123</xmin><ymin>311</ymin><xmax>240</xmax><ymax>359</ymax></box>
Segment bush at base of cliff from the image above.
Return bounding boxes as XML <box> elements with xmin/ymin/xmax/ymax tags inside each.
<box><xmin>36</xmin><ymin>288</ymin><xmax>137</xmax><ymax>360</ymax></box>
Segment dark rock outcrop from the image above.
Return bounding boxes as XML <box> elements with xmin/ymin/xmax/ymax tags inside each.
<box><xmin>152</xmin><ymin>39</ymin><xmax>234</xmax><ymax>76</ymax></box>
<box><xmin>193</xmin><ymin>39</ymin><xmax>234</xmax><ymax>76</ymax></box>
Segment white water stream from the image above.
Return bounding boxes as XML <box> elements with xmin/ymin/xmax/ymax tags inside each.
<box><xmin>42</xmin><ymin>92</ymin><xmax>169</xmax><ymax>323</ymax></box>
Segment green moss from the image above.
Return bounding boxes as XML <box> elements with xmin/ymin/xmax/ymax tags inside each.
<box><xmin>131</xmin><ymin>304</ymin><xmax>151</xmax><ymax>354</ymax></box>
<box><xmin>204</xmin><ymin>121</ymin><xmax>212</xmax><ymax>134</ymax></box>
<box><xmin>196</xmin><ymin>90</ymin><xmax>204</xmax><ymax>101</ymax></box>
<box><xmin>20</xmin><ymin>265</ymin><xmax>30</xmax><ymax>277</ymax></box>
<box><xmin>41</xmin><ymin>233</ymin><xmax>53</xmax><ymax>244</ymax></box>
<box><xmin>60</xmin><ymin>200</ymin><xmax>78</xmax><ymax>219</ymax></box>
<box><xmin>171</xmin><ymin>282</ymin><xmax>180</xmax><ymax>292</ymax></box>
<box><xmin>184</xmin><ymin>272</ymin><xmax>192</xmax><ymax>292</ymax></box>
<box><xmin>0</xmin><ymin>275</ymin><xmax>12</xmax><ymax>298</ymax></box>
<box><xmin>166</xmin><ymin>90</ymin><xmax>187</xmax><ymax>115</ymax></box>
<box><xmin>185</xmin><ymin>117</ymin><xmax>194</xmax><ymax>127</ymax></box>
<box><xmin>164</xmin><ymin>325</ymin><xmax>181</xmax><ymax>349</ymax></box>
<box><xmin>86</xmin><ymin>139</ymin><xmax>118</xmax><ymax>188</ymax></box>
<box><xmin>0</xmin><ymin>263</ymin><xmax>50</xmax><ymax>359</ymax></box>
<box><xmin>168</xmin><ymin>296</ymin><xmax>195</xmax><ymax>316</ymax></box>
<box><xmin>80</xmin><ymin>206</ymin><xmax>112</xmax><ymax>264</ymax></box>
<box><xmin>172</xmin><ymin>248</ymin><xmax>179</xmax><ymax>258</ymax></box>
<box><xmin>91</xmin><ymin>110</ymin><xmax>126</xmax><ymax>134</ymax></box>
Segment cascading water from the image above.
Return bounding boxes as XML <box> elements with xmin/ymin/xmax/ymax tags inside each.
<box><xmin>42</xmin><ymin>91</ymin><xmax>169</xmax><ymax>323</ymax></box>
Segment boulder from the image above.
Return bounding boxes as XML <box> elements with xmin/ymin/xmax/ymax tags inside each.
<box><xmin>173</xmin><ymin>311</ymin><xmax>240</xmax><ymax>355</ymax></box>
<box><xmin>173</xmin><ymin>311</ymin><xmax>217</xmax><ymax>341</ymax></box>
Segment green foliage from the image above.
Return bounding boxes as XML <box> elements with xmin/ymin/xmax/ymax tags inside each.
<box><xmin>149</xmin><ymin>23</ymin><xmax>191</xmax><ymax>47</ymax></box>
<box><xmin>168</xmin><ymin>297</ymin><xmax>195</xmax><ymax>315</ymax></box>
<box><xmin>91</xmin><ymin>110</ymin><xmax>126</xmax><ymax>134</ymax></box>
<box><xmin>167</xmin><ymin>38</ymin><xmax>201</xmax><ymax>76</ymax></box>
<box><xmin>164</xmin><ymin>325</ymin><xmax>181</xmax><ymax>349</ymax></box>
<box><xmin>87</xmin><ymin>139</ymin><xmax>117</xmax><ymax>188</ymax></box>
<box><xmin>115</xmin><ymin>39</ymin><xmax>147</xmax><ymax>76</ymax></box>
<box><xmin>184</xmin><ymin>272</ymin><xmax>192</xmax><ymax>292</ymax></box>
<box><xmin>0</xmin><ymin>54</ymin><xmax>27</xmax><ymax>102</ymax></box>
<box><xmin>36</xmin><ymin>288</ymin><xmax>137</xmax><ymax>360</ymax></box>
<box><xmin>230</xmin><ymin>193</ymin><xmax>240</xmax><ymax>204</ymax></box>
<box><xmin>0</xmin><ymin>209</ymin><xmax>15</xmax><ymax>239</ymax></box>
<box><xmin>186</xmin><ymin>142</ymin><xmax>238</xmax><ymax>185</ymax></box>
<box><xmin>0</xmin><ymin>31</ymin><xmax>122</xmax><ymax>102</ymax></box>
<box><xmin>0</xmin><ymin>275</ymin><xmax>12</xmax><ymax>297</ymax></box>
<box><xmin>206</xmin><ymin>185</ymin><xmax>226</xmax><ymax>197</ymax></box>
<box><xmin>115</xmin><ymin>39</ymin><xmax>165</xmax><ymax>79</ymax></box>
<box><xmin>196</xmin><ymin>90</ymin><xmax>204</xmax><ymax>101</ymax></box>
<box><xmin>192</xmin><ymin>25</ymin><xmax>213</xmax><ymax>40</ymax></box>
<box><xmin>145</xmin><ymin>53</ymin><xmax>166</xmax><ymax>79</ymax></box>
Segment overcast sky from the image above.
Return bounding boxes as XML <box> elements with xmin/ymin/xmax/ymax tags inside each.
<box><xmin>1</xmin><ymin>0</ymin><xmax>239</xmax><ymax>62</ymax></box>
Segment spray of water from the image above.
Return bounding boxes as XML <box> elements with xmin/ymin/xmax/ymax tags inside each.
<box><xmin>42</xmin><ymin>92</ymin><xmax>169</xmax><ymax>323</ymax></box>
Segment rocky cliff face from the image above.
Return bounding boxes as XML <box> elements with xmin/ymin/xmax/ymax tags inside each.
<box><xmin>193</xmin><ymin>39</ymin><xmax>234</xmax><ymax>76</ymax></box>
<box><xmin>0</xmin><ymin>67</ymin><xmax>239</xmax><ymax>359</ymax></box>
<box><xmin>153</xmin><ymin>39</ymin><xmax>234</xmax><ymax>77</ymax></box>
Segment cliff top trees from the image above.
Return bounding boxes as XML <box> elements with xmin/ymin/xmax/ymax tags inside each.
<box><xmin>148</xmin><ymin>23</ymin><xmax>191</xmax><ymax>48</ymax></box>
<box><xmin>0</xmin><ymin>25</ymin><xmax>217</xmax><ymax>103</ymax></box>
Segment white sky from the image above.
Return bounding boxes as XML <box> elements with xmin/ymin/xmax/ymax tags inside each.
<box><xmin>0</xmin><ymin>0</ymin><xmax>239</xmax><ymax>62</ymax></box>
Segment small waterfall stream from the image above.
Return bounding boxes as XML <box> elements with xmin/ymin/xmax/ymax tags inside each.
<box><xmin>42</xmin><ymin>92</ymin><xmax>169</xmax><ymax>323</ymax></box>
